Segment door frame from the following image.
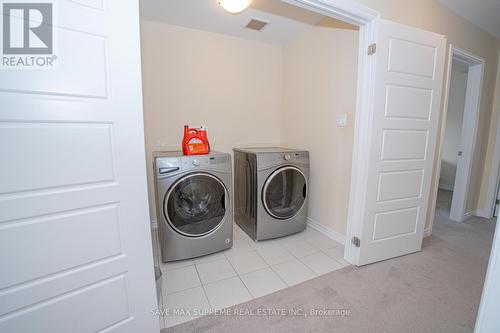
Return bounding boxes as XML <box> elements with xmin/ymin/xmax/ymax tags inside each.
<box><xmin>481</xmin><ymin>110</ymin><xmax>500</xmax><ymax>218</ymax></box>
<box><xmin>283</xmin><ymin>0</ymin><xmax>379</xmax><ymax>264</ymax></box>
<box><xmin>428</xmin><ymin>45</ymin><xmax>485</xmax><ymax>226</ymax></box>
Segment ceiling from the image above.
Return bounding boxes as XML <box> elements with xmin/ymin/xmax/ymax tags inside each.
<box><xmin>139</xmin><ymin>0</ymin><xmax>329</xmax><ymax>45</ymax></box>
<box><xmin>438</xmin><ymin>0</ymin><xmax>500</xmax><ymax>40</ymax></box>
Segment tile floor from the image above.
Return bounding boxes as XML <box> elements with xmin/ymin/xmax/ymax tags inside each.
<box><xmin>152</xmin><ymin>224</ymin><xmax>348</xmax><ymax>328</ymax></box>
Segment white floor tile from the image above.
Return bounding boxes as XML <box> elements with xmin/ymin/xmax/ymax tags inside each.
<box><xmin>204</xmin><ymin>277</ymin><xmax>252</xmax><ymax>310</ymax></box>
<box><xmin>276</xmin><ymin>232</ymin><xmax>305</xmax><ymax>245</ymax></box>
<box><xmin>255</xmin><ymin>244</ymin><xmax>295</xmax><ymax>266</ymax></box>
<box><xmin>193</xmin><ymin>251</ymin><xmax>226</xmax><ymax>265</ymax></box>
<box><xmin>303</xmin><ymin>228</ymin><xmax>342</xmax><ymax>251</ymax></box>
<box><xmin>323</xmin><ymin>246</ymin><xmax>350</xmax><ymax>267</ymax></box>
<box><xmin>237</xmin><ymin>229</ymin><xmax>256</xmax><ymax>244</ymax></box>
<box><xmin>250</xmin><ymin>238</ymin><xmax>281</xmax><ymax>251</ymax></box>
<box><xmin>226</xmin><ymin>251</ymin><xmax>268</xmax><ymax>275</ymax></box>
<box><xmin>157</xmin><ymin>280</ymin><xmax>165</xmax><ymax>329</ymax></box>
<box><xmin>280</xmin><ymin>239</ymin><xmax>319</xmax><ymax>258</ymax></box>
<box><xmin>162</xmin><ymin>286</ymin><xmax>211</xmax><ymax>328</ymax></box>
<box><xmin>155</xmin><ymin>225</ymin><xmax>349</xmax><ymax>326</ymax></box>
<box><xmin>223</xmin><ymin>235</ymin><xmax>254</xmax><ymax>257</ymax></box>
<box><xmin>159</xmin><ymin>259</ymin><xmax>194</xmax><ymax>273</ymax></box>
<box><xmin>163</xmin><ymin>265</ymin><xmax>201</xmax><ymax>295</ymax></box>
<box><xmin>159</xmin><ymin>315</ymin><xmax>165</xmax><ymax>329</ymax></box>
<box><xmin>233</xmin><ymin>224</ymin><xmax>244</xmax><ymax>235</ymax></box>
<box><xmin>233</xmin><ymin>226</ymin><xmax>247</xmax><ymax>238</ymax></box>
<box><xmin>271</xmin><ymin>259</ymin><xmax>316</xmax><ymax>286</ymax></box>
<box><xmin>240</xmin><ymin>268</ymin><xmax>287</xmax><ymax>298</ymax></box>
<box><xmin>299</xmin><ymin>251</ymin><xmax>343</xmax><ymax>275</ymax></box>
<box><xmin>196</xmin><ymin>258</ymin><xmax>237</xmax><ymax>284</ymax></box>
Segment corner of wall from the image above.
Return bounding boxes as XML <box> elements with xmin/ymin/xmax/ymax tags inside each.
<box><xmin>307</xmin><ymin>217</ymin><xmax>346</xmax><ymax>245</ymax></box>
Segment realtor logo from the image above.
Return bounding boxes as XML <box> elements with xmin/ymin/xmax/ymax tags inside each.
<box><xmin>1</xmin><ymin>1</ymin><xmax>56</xmax><ymax>68</ymax></box>
<box><xmin>3</xmin><ymin>2</ymin><xmax>53</xmax><ymax>54</ymax></box>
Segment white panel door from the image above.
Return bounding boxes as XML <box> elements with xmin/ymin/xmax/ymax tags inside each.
<box><xmin>357</xmin><ymin>19</ymin><xmax>446</xmax><ymax>265</ymax></box>
<box><xmin>0</xmin><ymin>1</ymin><xmax>159</xmax><ymax>332</ymax></box>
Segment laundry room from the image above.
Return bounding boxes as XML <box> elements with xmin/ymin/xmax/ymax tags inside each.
<box><xmin>139</xmin><ymin>0</ymin><xmax>359</xmax><ymax>327</ymax></box>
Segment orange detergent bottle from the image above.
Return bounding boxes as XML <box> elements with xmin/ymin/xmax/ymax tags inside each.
<box><xmin>182</xmin><ymin>125</ymin><xmax>210</xmax><ymax>155</ymax></box>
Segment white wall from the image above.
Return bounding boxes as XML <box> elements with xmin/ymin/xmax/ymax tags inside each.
<box><xmin>281</xmin><ymin>27</ymin><xmax>358</xmax><ymax>235</ymax></box>
<box><xmin>440</xmin><ymin>65</ymin><xmax>468</xmax><ymax>190</ymax></box>
<box><xmin>140</xmin><ymin>21</ymin><xmax>283</xmax><ymax>220</ymax></box>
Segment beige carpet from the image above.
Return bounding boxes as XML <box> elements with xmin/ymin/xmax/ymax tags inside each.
<box><xmin>162</xmin><ymin>191</ymin><xmax>496</xmax><ymax>333</ymax></box>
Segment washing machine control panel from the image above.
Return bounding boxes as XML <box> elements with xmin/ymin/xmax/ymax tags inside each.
<box><xmin>291</xmin><ymin>152</ymin><xmax>308</xmax><ymax>160</ymax></box>
<box><xmin>183</xmin><ymin>155</ymin><xmax>231</xmax><ymax>170</ymax></box>
<box><xmin>156</xmin><ymin>153</ymin><xmax>231</xmax><ymax>175</ymax></box>
<box><xmin>182</xmin><ymin>156</ymin><xmax>209</xmax><ymax>169</ymax></box>
<box><xmin>156</xmin><ymin>158</ymin><xmax>181</xmax><ymax>175</ymax></box>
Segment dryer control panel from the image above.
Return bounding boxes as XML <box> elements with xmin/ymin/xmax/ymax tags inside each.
<box><xmin>256</xmin><ymin>151</ymin><xmax>309</xmax><ymax>170</ymax></box>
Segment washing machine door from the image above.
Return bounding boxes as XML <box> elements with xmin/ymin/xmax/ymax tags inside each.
<box><xmin>164</xmin><ymin>173</ymin><xmax>227</xmax><ymax>237</ymax></box>
<box><xmin>262</xmin><ymin>166</ymin><xmax>307</xmax><ymax>220</ymax></box>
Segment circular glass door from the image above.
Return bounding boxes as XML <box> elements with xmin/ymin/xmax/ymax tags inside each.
<box><xmin>164</xmin><ymin>173</ymin><xmax>227</xmax><ymax>237</ymax></box>
<box><xmin>263</xmin><ymin>166</ymin><xmax>307</xmax><ymax>220</ymax></box>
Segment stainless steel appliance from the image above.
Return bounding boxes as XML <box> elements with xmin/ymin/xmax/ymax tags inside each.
<box><xmin>233</xmin><ymin>147</ymin><xmax>309</xmax><ymax>241</ymax></box>
<box><xmin>154</xmin><ymin>151</ymin><xmax>233</xmax><ymax>261</ymax></box>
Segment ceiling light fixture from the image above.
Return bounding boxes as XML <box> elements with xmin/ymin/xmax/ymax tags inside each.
<box><xmin>218</xmin><ymin>0</ymin><xmax>252</xmax><ymax>14</ymax></box>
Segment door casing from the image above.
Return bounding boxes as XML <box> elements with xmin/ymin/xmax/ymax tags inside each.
<box><xmin>282</xmin><ymin>0</ymin><xmax>379</xmax><ymax>266</ymax></box>
<box><xmin>428</xmin><ymin>45</ymin><xmax>485</xmax><ymax>226</ymax></box>
<box><xmin>284</xmin><ymin>0</ymin><xmax>451</xmax><ymax>265</ymax></box>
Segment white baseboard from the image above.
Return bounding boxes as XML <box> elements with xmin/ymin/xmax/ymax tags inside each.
<box><xmin>438</xmin><ymin>184</ymin><xmax>454</xmax><ymax>191</ymax></box>
<box><xmin>476</xmin><ymin>208</ymin><xmax>492</xmax><ymax>219</ymax></box>
<box><xmin>462</xmin><ymin>209</ymin><xmax>494</xmax><ymax>220</ymax></box>
<box><xmin>463</xmin><ymin>210</ymin><xmax>479</xmax><ymax>221</ymax></box>
<box><xmin>154</xmin><ymin>216</ymin><xmax>434</xmax><ymax>243</ymax></box>
<box><xmin>306</xmin><ymin>217</ymin><xmax>346</xmax><ymax>245</ymax></box>
<box><xmin>307</xmin><ymin>218</ymin><xmax>432</xmax><ymax>243</ymax></box>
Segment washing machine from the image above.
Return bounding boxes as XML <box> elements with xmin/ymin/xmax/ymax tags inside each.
<box><xmin>233</xmin><ymin>147</ymin><xmax>309</xmax><ymax>241</ymax></box>
<box><xmin>153</xmin><ymin>151</ymin><xmax>233</xmax><ymax>262</ymax></box>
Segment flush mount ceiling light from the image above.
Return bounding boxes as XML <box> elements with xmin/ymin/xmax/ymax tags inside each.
<box><xmin>218</xmin><ymin>0</ymin><xmax>252</xmax><ymax>14</ymax></box>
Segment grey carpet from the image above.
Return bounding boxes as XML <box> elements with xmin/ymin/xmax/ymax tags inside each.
<box><xmin>161</xmin><ymin>190</ymin><xmax>496</xmax><ymax>333</ymax></box>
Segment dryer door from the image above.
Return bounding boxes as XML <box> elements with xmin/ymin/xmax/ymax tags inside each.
<box><xmin>165</xmin><ymin>173</ymin><xmax>227</xmax><ymax>237</ymax></box>
<box><xmin>263</xmin><ymin>166</ymin><xmax>307</xmax><ymax>220</ymax></box>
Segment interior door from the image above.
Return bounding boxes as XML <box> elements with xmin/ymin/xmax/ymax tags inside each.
<box><xmin>356</xmin><ymin>19</ymin><xmax>446</xmax><ymax>265</ymax></box>
<box><xmin>0</xmin><ymin>1</ymin><xmax>159</xmax><ymax>332</ymax></box>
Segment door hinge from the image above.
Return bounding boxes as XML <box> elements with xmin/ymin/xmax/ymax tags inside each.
<box><xmin>352</xmin><ymin>236</ymin><xmax>361</xmax><ymax>247</ymax></box>
<box><xmin>367</xmin><ymin>43</ymin><xmax>376</xmax><ymax>55</ymax></box>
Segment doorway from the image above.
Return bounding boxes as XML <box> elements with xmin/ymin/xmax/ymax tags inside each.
<box><xmin>139</xmin><ymin>1</ymin><xmax>365</xmax><ymax>328</ymax></box>
<box><xmin>434</xmin><ymin>46</ymin><xmax>485</xmax><ymax>223</ymax></box>
<box><xmin>438</xmin><ymin>59</ymin><xmax>468</xmax><ymax>219</ymax></box>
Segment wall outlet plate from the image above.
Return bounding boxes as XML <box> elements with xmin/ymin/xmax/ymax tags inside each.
<box><xmin>336</xmin><ymin>113</ymin><xmax>348</xmax><ymax>127</ymax></box>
